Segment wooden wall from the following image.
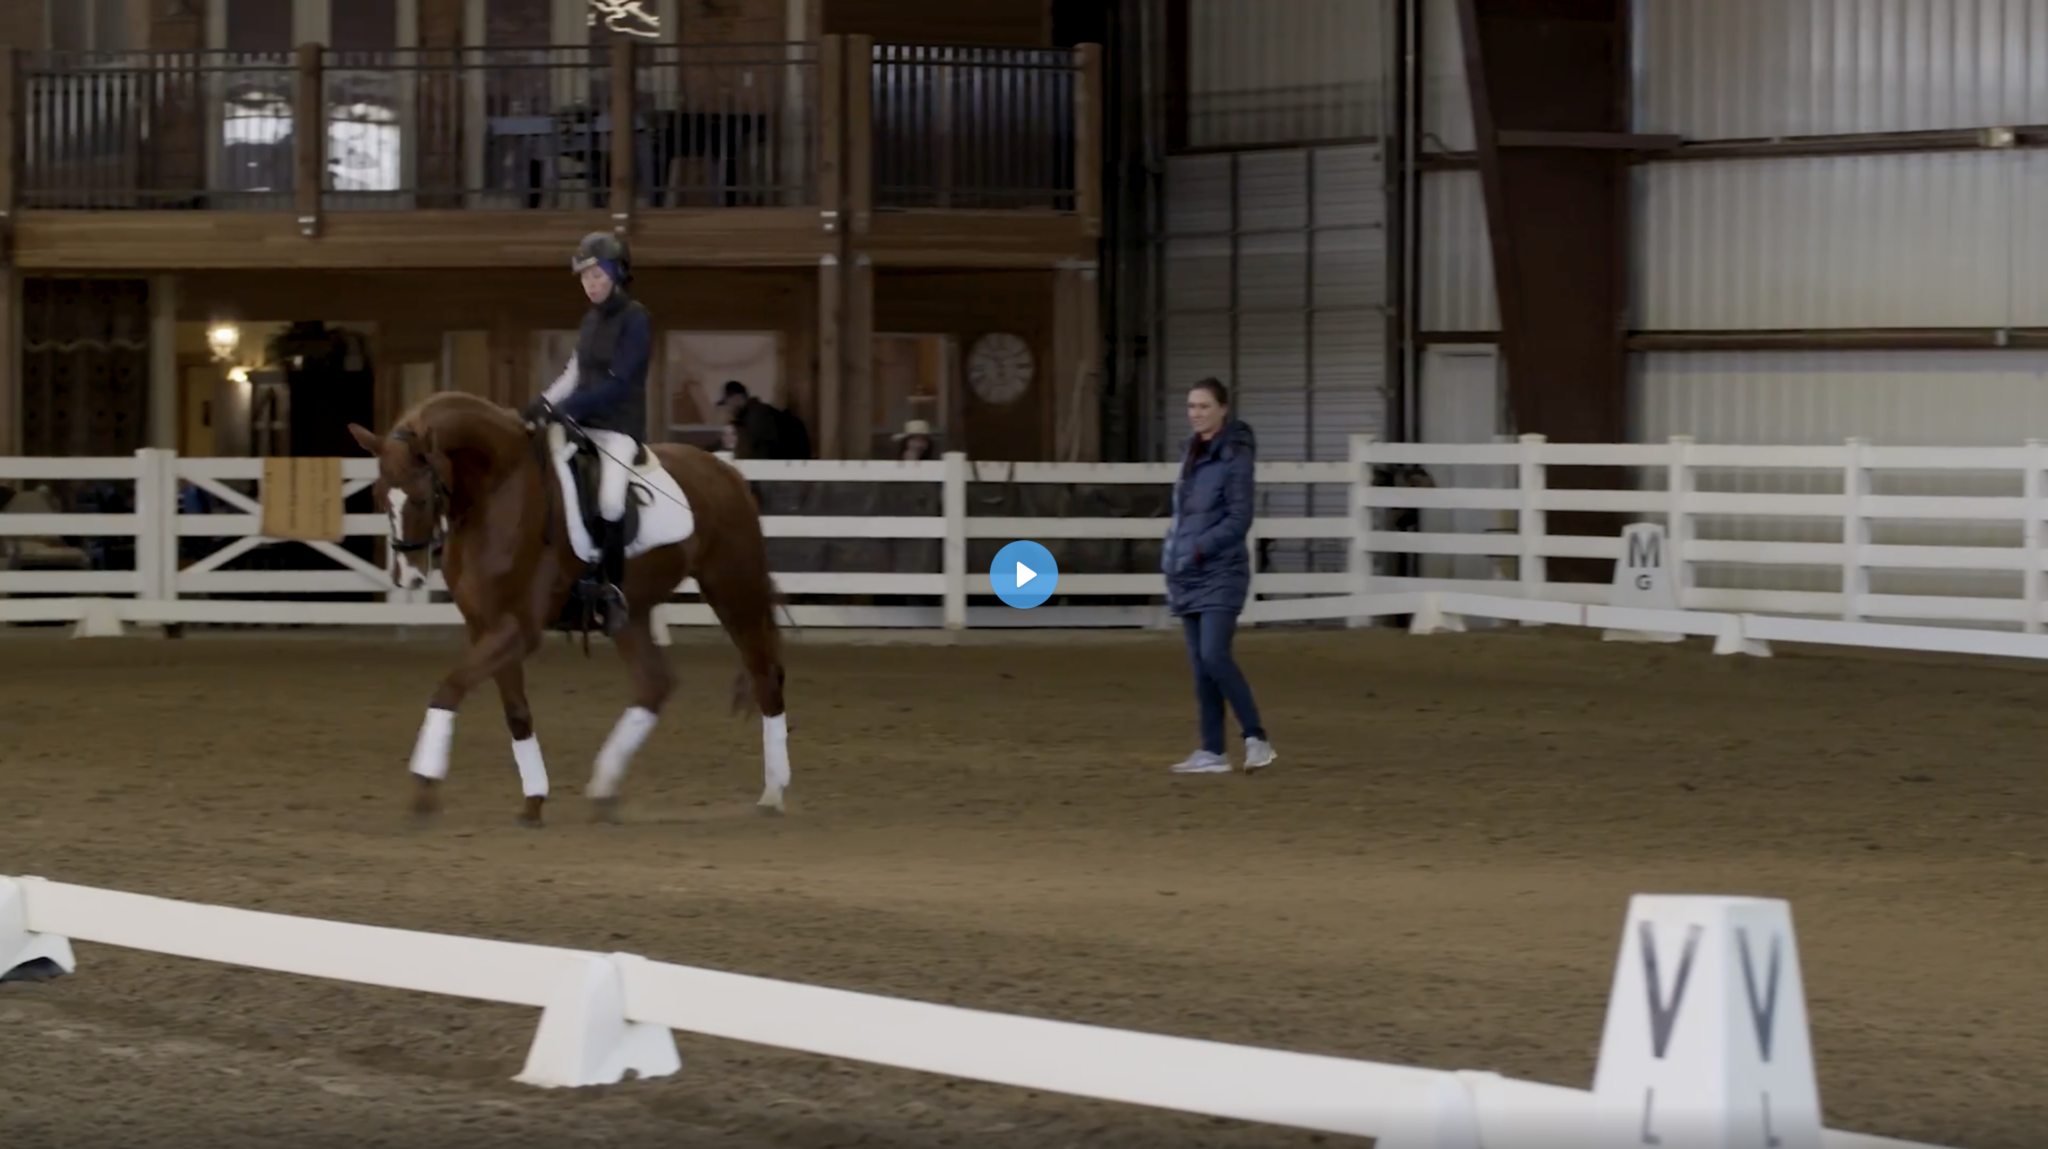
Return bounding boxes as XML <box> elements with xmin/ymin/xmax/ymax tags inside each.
<box><xmin>173</xmin><ymin>268</ymin><xmax>819</xmax><ymax>440</ymax></box>
<box><xmin>0</xmin><ymin>0</ymin><xmax>43</xmax><ymax>50</ymax></box>
<box><xmin>876</xmin><ymin>269</ymin><xmax>1052</xmax><ymax>461</ymax></box>
<box><xmin>823</xmin><ymin>0</ymin><xmax>1048</xmax><ymax>45</ymax></box>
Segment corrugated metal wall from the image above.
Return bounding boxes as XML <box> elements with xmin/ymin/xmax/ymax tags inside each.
<box><xmin>1631</xmin><ymin>0</ymin><xmax>2048</xmax><ymax>450</ymax></box>
<box><xmin>1635</xmin><ymin>152</ymin><xmax>2038</xmax><ymax>329</ymax></box>
<box><xmin>1418</xmin><ymin>0</ymin><xmax>1497</xmax><ymax>333</ymax></box>
<box><xmin>1634</xmin><ymin>0</ymin><xmax>2048</xmax><ymax>138</ymax></box>
<box><xmin>1183</xmin><ymin>0</ymin><xmax>1394</xmax><ymax>150</ymax></box>
<box><xmin>1162</xmin><ymin>144</ymin><xmax>1390</xmax><ymax>462</ymax></box>
<box><xmin>1158</xmin><ymin>0</ymin><xmax>1395</xmax><ymax>575</ymax></box>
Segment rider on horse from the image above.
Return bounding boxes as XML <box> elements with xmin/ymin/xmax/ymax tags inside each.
<box><xmin>524</xmin><ymin>231</ymin><xmax>653</xmax><ymax>635</ymax></box>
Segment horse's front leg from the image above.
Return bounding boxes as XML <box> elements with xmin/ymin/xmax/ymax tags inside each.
<box><xmin>587</xmin><ymin>613</ymin><xmax>674</xmax><ymax>824</ymax></box>
<box><xmin>409</xmin><ymin>616</ymin><xmax>533</xmax><ymax>821</ymax></box>
<box><xmin>497</xmin><ymin>662</ymin><xmax>548</xmax><ymax>829</ymax></box>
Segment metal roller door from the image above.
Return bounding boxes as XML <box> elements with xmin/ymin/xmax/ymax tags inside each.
<box><xmin>1159</xmin><ymin>143</ymin><xmax>1388</xmax><ymax>572</ymax></box>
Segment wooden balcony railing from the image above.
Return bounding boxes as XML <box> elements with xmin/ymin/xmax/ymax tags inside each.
<box><xmin>10</xmin><ymin>38</ymin><xmax>1101</xmax><ymax>220</ymax></box>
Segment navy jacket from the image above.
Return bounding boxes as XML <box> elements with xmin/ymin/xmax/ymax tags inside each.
<box><xmin>557</xmin><ymin>291</ymin><xmax>651</xmax><ymax>436</ymax></box>
<box><xmin>1162</xmin><ymin>418</ymin><xmax>1257</xmax><ymax>616</ymax></box>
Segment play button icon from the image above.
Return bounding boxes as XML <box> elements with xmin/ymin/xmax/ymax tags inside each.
<box><xmin>991</xmin><ymin>540</ymin><xmax>1058</xmax><ymax>609</ymax></box>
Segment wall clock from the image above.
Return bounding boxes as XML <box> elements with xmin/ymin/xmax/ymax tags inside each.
<box><xmin>966</xmin><ymin>332</ymin><xmax>1033</xmax><ymax>406</ymax></box>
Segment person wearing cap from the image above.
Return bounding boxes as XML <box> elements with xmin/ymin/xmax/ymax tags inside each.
<box><xmin>717</xmin><ymin>380</ymin><xmax>811</xmax><ymax>460</ymax></box>
<box><xmin>525</xmin><ymin>231</ymin><xmax>652</xmax><ymax>633</ymax></box>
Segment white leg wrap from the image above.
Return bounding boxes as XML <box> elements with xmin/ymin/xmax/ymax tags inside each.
<box><xmin>763</xmin><ymin>713</ymin><xmax>790</xmax><ymax>792</ymax></box>
<box><xmin>409</xmin><ymin>707</ymin><xmax>456</xmax><ymax>781</ymax></box>
<box><xmin>513</xmin><ymin>736</ymin><xmax>549</xmax><ymax>799</ymax></box>
<box><xmin>588</xmin><ymin>706</ymin><xmax>658</xmax><ymax>799</ymax></box>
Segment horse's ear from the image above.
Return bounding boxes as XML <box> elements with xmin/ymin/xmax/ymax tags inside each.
<box><xmin>346</xmin><ymin>423</ymin><xmax>381</xmax><ymax>456</ymax></box>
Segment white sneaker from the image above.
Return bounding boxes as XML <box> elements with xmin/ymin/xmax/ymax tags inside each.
<box><xmin>1170</xmin><ymin>749</ymin><xmax>1232</xmax><ymax>774</ymax></box>
<box><xmin>1243</xmin><ymin>737</ymin><xmax>1277</xmax><ymax>772</ymax></box>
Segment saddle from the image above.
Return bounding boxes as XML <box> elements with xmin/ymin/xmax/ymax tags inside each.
<box><xmin>540</xmin><ymin>417</ymin><xmax>655</xmax><ymax>639</ymax></box>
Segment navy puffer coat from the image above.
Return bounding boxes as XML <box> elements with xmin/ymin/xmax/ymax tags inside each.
<box><xmin>1161</xmin><ymin>418</ymin><xmax>1257</xmax><ymax>616</ymax></box>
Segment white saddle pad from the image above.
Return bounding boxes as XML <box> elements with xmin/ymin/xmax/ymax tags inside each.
<box><xmin>546</xmin><ymin>423</ymin><xmax>696</xmax><ymax>564</ymax></box>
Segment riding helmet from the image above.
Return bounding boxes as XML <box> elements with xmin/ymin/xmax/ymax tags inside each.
<box><xmin>571</xmin><ymin>231</ymin><xmax>632</xmax><ymax>288</ymax></box>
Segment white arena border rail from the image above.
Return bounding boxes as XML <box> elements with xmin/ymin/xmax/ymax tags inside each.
<box><xmin>10</xmin><ymin>436</ymin><xmax>2048</xmax><ymax>667</ymax></box>
<box><xmin>0</xmin><ymin>875</ymin><xmax>1953</xmax><ymax>1149</ymax></box>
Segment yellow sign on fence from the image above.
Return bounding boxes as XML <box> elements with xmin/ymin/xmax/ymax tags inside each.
<box><xmin>259</xmin><ymin>457</ymin><xmax>345</xmax><ymax>543</ymax></box>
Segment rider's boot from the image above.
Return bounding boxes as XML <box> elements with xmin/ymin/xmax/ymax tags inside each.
<box><xmin>598</xmin><ymin>516</ymin><xmax>630</xmax><ymax>635</ymax></box>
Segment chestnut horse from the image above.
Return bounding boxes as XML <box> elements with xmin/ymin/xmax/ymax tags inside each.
<box><xmin>346</xmin><ymin>391</ymin><xmax>790</xmax><ymax>827</ymax></box>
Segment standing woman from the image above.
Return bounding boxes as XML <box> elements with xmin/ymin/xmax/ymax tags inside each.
<box><xmin>1161</xmin><ymin>378</ymin><xmax>1277</xmax><ymax>774</ymax></box>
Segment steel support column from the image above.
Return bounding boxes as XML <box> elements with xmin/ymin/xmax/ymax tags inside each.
<box><xmin>1457</xmin><ymin>0</ymin><xmax>1645</xmax><ymax>579</ymax></box>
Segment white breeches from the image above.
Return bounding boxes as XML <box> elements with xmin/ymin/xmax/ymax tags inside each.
<box><xmin>598</xmin><ymin>455</ymin><xmax>630</xmax><ymax>522</ymax></box>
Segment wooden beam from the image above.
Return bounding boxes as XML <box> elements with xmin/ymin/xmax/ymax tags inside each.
<box><xmin>609</xmin><ymin>37</ymin><xmax>637</xmax><ymax>233</ymax></box>
<box><xmin>150</xmin><ymin>275</ymin><xmax>178</xmax><ymax>449</ymax></box>
<box><xmin>844</xmin><ymin>34</ymin><xmax>873</xmax><ymax>236</ymax></box>
<box><xmin>1495</xmin><ymin>129</ymin><xmax>1680</xmax><ymax>150</ymax></box>
<box><xmin>1073</xmin><ymin>42</ymin><xmax>1102</xmax><ymax>233</ymax></box>
<box><xmin>13</xmin><ymin>209</ymin><xmax>837</xmax><ymax>269</ymax></box>
<box><xmin>0</xmin><ymin>266</ymin><xmax>15</xmax><ymax>456</ymax></box>
<box><xmin>1051</xmin><ymin>263</ymin><xmax>1100</xmax><ymax>461</ymax></box>
<box><xmin>843</xmin><ymin>252</ymin><xmax>874</xmax><ymax>457</ymax></box>
<box><xmin>818</xmin><ymin>34</ymin><xmax>844</xmax><ymax>234</ymax></box>
<box><xmin>293</xmin><ymin>43</ymin><xmax>323</xmax><ymax>237</ymax></box>
<box><xmin>0</xmin><ymin>48</ymin><xmax>17</xmax><ymax>254</ymax></box>
<box><xmin>815</xmin><ymin>254</ymin><xmax>843</xmax><ymax>458</ymax></box>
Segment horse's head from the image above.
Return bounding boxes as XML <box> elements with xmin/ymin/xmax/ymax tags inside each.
<box><xmin>349</xmin><ymin>420</ymin><xmax>450</xmax><ymax>591</ymax></box>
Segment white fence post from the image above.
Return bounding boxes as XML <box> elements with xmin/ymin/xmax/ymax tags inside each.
<box><xmin>1516</xmin><ymin>434</ymin><xmax>1547</xmax><ymax>614</ymax></box>
<box><xmin>133</xmin><ymin>448</ymin><xmax>164</xmax><ymax>607</ymax></box>
<box><xmin>941</xmin><ymin>451</ymin><xmax>968</xmax><ymax>629</ymax></box>
<box><xmin>2026</xmin><ymin>439</ymin><xmax>2044</xmax><ymax>635</ymax></box>
<box><xmin>1841</xmin><ymin>437</ymin><xmax>1870</xmax><ymax>623</ymax></box>
<box><xmin>1665</xmin><ymin>435</ymin><xmax>1694</xmax><ymax>608</ymax></box>
<box><xmin>1347</xmin><ymin>433</ymin><xmax>1374</xmax><ymax>628</ymax></box>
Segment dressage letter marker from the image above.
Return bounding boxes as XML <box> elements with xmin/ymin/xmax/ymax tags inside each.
<box><xmin>991</xmin><ymin>540</ymin><xmax>1059</xmax><ymax>610</ymax></box>
<box><xmin>1592</xmin><ymin>895</ymin><xmax>1823</xmax><ymax>1149</ymax></box>
<box><xmin>1603</xmin><ymin>521</ymin><xmax>1685</xmax><ymax>644</ymax></box>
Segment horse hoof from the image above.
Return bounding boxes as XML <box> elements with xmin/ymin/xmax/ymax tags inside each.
<box><xmin>755</xmin><ymin>794</ymin><xmax>786</xmax><ymax>817</ymax></box>
<box><xmin>590</xmin><ymin>797</ymin><xmax>622</xmax><ymax>825</ymax></box>
<box><xmin>517</xmin><ymin>798</ymin><xmax>546</xmax><ymax>829</ymax></box>
<box><xmin>409</xmin><ymin>774</ymin><xmax>442</xmax><ymax>817</ymax></box>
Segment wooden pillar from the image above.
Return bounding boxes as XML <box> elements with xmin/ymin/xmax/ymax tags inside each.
<box><xmin>843</xmin><ymin>253</ymin><xmax>873</xmax><ymax>458</ymax></box>
<box><xmin>817</xmin><ymin>34</ymin><xmax>843</xmax><ymax>229</ymax></box>
<box><xmin>1074</xmin><ymin>42</ymin><xmax>1102</xmax><ymax>232</ymax></box>
<box><xmin>150</xmin><ymin>275</ymin><xmax>179</xmax><ymax>449</ymax></box>
<box><xmin>1053</xmin><ymin>263</ymin><xmax>1101</xmax><ymax>462</ymax></box>
<box><xmin>0</xmin><ymin>49</ymin><xmax>16</xmax><ymax>457</ymax></box>
<box><xmin>609</xmin><ymin>37</ymin><xmax>636</xmax><ymax>227</ymax></box>
<box><xmin>815</xmin><ymin>255</ymin><xmax>842</xmax><ymax>457</ymax></box>
<box><xmin>0</xmin><ymin>268</ymin><xmax>16</xmax><ymax>457</ymax></box>
<box><xmin>293</xmin><ymin>43</ymin><xmax>323</xmax><ymax>237</ymax></box>
<box><xmin>844</xmin><ymin>34</ymin><xmax>872</xmax><ymax>237</ymax></box>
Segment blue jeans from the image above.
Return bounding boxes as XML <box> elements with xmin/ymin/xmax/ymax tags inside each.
<box><xmin>1182</xmin><ymin>610</ymin><xmax>1265</xmax><ymax>754</ymax></box>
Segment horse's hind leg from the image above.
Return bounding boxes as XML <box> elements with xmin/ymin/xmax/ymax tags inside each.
<box><xmin>586</xmin><ymin>614</ymin><xmax>673</xmax><ymax>824</ymax></box>
<box><xmin>735</xmin><ymin>627</ymin><xmax>790</xmax><ymax>815</ymax></box>
<box><xmin>496</xmin><ymin>663</ymin><xmax>548</xmax><ymax>828</ymax></box>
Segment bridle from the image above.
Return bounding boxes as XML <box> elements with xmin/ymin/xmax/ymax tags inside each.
<box><xmin>388</xmin><ymin>426</ymin><xmax>452</xmax><ymax>567</ymax></box>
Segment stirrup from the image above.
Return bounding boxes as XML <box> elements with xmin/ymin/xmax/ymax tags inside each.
<box><xmin>597</xmin><ymin>583</ymin><xmax>630</xmax><ymax>635</ymax></box>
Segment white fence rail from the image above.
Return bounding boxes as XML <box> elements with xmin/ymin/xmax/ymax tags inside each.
<box><xmin>6</xmin><ymin>435</ymin><xmax>2048</xmax><ymax>637</ymax></box>
<box><xmin>0</xmin><ymin>875</ymin><xmax>1953</xmax><ymax>1149</ymax></box>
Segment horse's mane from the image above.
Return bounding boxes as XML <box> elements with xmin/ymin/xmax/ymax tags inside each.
<box><xmin>391</xmin><ymin>390</ymin><xmax>523</xmax><ymax>439</ymax></box>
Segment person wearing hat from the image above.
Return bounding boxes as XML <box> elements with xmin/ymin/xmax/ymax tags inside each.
<box><xmin>893</xmin><ymin>418</ymin><xmax>935</xmax><ymax>461</ymax></box>
<box><xmin>525</xmin><ymin>231</ymin><xmax>652</xmax><ymax>634</ymax></box>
